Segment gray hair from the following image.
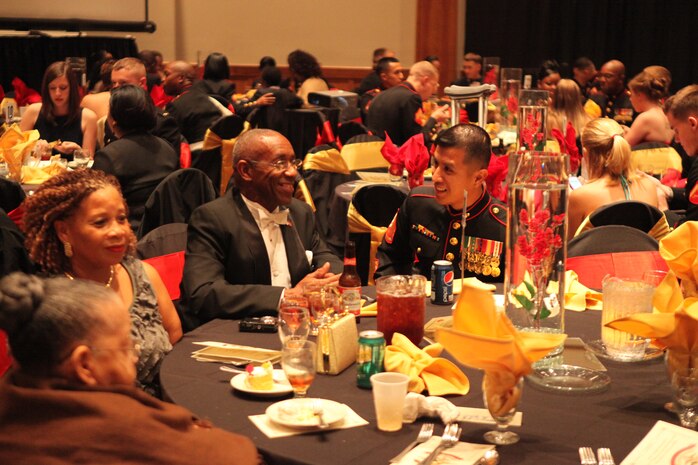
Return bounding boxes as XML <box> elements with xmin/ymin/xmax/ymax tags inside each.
<box><xmin>0</xmin><ymin>273</ymin><xmax>120</xmax><ymax>375</ymax></box>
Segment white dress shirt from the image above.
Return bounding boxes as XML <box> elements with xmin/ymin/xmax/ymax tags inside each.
<box><xmin>241</xmin><ymin>195</ymin><xmax>292</xmax><ymax>288</ymax></box>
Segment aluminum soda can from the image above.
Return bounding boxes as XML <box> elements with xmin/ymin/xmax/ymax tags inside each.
<box><xmin>356</xmin><ymin>330</ymin><xmax>385</xmax><ymax>388</ymax></box>
<box><xmin>431</xmin><ymin>260</ymin><xmax>454</xmax><ymax>305</ymax></box>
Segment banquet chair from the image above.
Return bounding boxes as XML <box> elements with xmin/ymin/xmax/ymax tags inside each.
<box><xmin>136</xmin><ymin>168</ymin><xmax>216</xmax><ymax>239</ymax></box>
<box><xmin>301</xmin><ymin>144</ymin><xmax>356</xmax><ymax>244</ymax></box>
<box><xmin>96</xmin><ymin>115</ymin><xmax>107</xmax><ymax>149</ymax></box>
<box><xmin>567</xmin><ymin>225</ymin><xmax>666</xmax><ymax>289</ymax></box>
<box><xmin>631</xmin><ymin>141</ymin><xmax>683</xmax><ymax>178</ymax></box>
<box><xmin>0</xmin><ymin>177</ymin><xmax>25</xmax><ymax>213</ymax></box>
<box><xmin>341</xmin><ymin>134</ymin><xmax>389</xmax><ymax>172</ymax></box>
<box><xmin>574</xmin><ymin>200</ymin><xmax>671</xmax><ymax>241</ymax></box>
<box><xmin>285</xmin><ymin>108</ymin><xmax>340</xmax><ymax>158</ymax></box>
<box><xmin>192</xmin><ymin>114</ymin><xmax>247</xmax><ymax>195</ymax></box>
<box><xmin>137</xmin><ymin>223</ymin><xmax>187</xmax><ymax>301</ymax></box>
<box><xmin>348</xmin><ymin>184</ymin><xmax>407</xmax><ymax>285</ymax></box>
<box><xmin>0</xmin><ymin>330</ymin><xmax>11</xmax><ymax>376</ymax></box>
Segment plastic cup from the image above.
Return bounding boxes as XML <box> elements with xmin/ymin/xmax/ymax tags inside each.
<box><xmin>370</xmin><ymin>372</ymin><xmax>409</xmax><ymax>432</ymax></box>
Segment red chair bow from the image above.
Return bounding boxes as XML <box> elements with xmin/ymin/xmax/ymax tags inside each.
<box><xmin>486</xmin><ymin>153</ymin><xmax>509</xmax><ymax>202</ymax></box>
<box><xmin>661</xmin><ymin>168</ymin><xmax>686</xmax><ymax>188</ymax></box>
<box><xmin>381</xmin><ymin>133</ymin><xmax>429</xmax><ymax>188</ymax></box>
<box><xmin>551</xmin><ymin>122</ymin><xmax>580</xmax><ymax>173</ymax></box>
<box><xmin>11</xmin><ymin>77</ymin><xmax>41</xmax><ymax>107</ymax></box>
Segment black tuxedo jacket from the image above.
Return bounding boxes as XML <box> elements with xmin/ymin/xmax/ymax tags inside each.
<box><xmin>180</xmin><ymin>189</ymin><xmax>342</xmax><ymax>330</ymax></box>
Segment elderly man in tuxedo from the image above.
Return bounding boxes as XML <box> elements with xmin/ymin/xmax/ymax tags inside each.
<box><xmin>181</xmin><ymin>129</ymin><xmax>342</xmax><ymax>330</ymax></box>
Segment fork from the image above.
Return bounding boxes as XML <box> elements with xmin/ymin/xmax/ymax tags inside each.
<box><xmin>312</xmin><ymin>402</ymin><xmax>329</xmax><ymax>429</ymax></box>
<box><xmin>417</xmin><ymin>423</ymin><xmax>461</xmax><ymax>465</ymax></box>
<box><xmin>579</xmin><ymin>447</ymin><xmax>598</xmax><ymax>465</ymax></box>
<box><xmin>597</xmin><ymin>448</ymin><xmax>615</xmax><ymax>465</ymax></box>
<box><xmin>389</xmin><ymin>423</ymin><xmax>435</xmax><ymax>463</ymax></box>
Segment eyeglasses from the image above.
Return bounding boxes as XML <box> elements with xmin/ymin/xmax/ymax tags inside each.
<box><xmin>248</xmin><ymin>159</ymin><xmax>303</xmax><ymax>172</ymax></box>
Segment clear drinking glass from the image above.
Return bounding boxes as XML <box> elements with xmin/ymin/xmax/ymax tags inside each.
<box><xmin>281</xmin><ymin>339</ymin><xmax>316</xmax><ymax>398</ymax></box>
<box><xmin>601</xmin><ymin>276</ymin><xmax>654</xmax><ymax>361</ymax></box>
<box><xmin>278</xmin><ymin>307</ymin><xmax>310</xmax><ymax>344</ymax></box>
<box><xmin>671</xmin><ymin>368</ymin><xmax>698</xmax><ymax>429</ymax></box>
<box><xmin>73</xmin><ymin>149</ymin><xmax>91</xmax><ymax>167</ymax></box>
<box><xmin>483</xmin><ymin>374</ymin><xmax>523</xmax><ymax>445</ymax></box>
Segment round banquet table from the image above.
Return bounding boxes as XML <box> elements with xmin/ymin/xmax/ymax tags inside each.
<box><xmin>161</xmin><ymin>294</ymin><xmax>675</xmax><ymax>465</ymax></box>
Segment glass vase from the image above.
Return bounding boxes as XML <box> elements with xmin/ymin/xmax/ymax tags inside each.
<box><xmin>518</xmin><ymin>90</ymin><xmax>550</xmax><ymax>151</ymax></box>
<box><xmin>499</xmin><ymin>68</ymin><xmax>522</xmax><ymax>132</ymax></box>
<box><xmin>504</xmin><ymin>152</ymin><xmax>569</xmax><ymax>358</ymax></box>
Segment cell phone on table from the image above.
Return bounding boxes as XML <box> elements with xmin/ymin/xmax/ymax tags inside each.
<box><xmin>239</xmin><ymin>316</ymin><xmax>278</xmax><ymax>333</ymax></box>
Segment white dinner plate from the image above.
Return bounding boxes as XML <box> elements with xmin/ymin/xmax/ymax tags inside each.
<box><xmin>230</xmin><ymin>369</ymin><xmax>293</xmax><ymax>397</ymax></box>
<box><xmin>266</xmin><ymin>398</ymin><xmax>347</xmax><ymax>429</ymax></box>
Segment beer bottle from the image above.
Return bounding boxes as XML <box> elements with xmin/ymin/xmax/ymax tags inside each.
<box><xmin>338</xmin><ymin>240</ymin><xmax>362</xmax><ymax>317</ymax></box>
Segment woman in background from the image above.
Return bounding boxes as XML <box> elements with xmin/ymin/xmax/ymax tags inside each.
<box><xmin>624</xmin><ymin>70</ymin><xmax>673</xmax><ymax>147</ymax></box>
<box><xmin>287</xmin><ymin>49</ymin><xmax>329</xmax><ymax>107</ymax></box>
<box><xmin>0</xmin><ymin>273</ymin><xmax>258</xmax><ymax>465</ymax></box>
<box><xmin>192</xmin><ymin>52</ymin><xmax>236</xmax><ymax>103</ymax></box>
<box><xmin>548</xmin><ymin>79</ymin><xmax>592</xmax><ymax>139</ymax></box>
<box><xmin>536</xmin><ymin>60</ymin><xmax>562</xmax><ymax>100</ymax></box>
<box><xmin>568</xmin><ymin>118</ymin><xmax>659</xmax><ymax>235</ymax></box>
<box><xmin>22</xmin><ymin>168</ymin><xmax>181</xmax><ymax>395</ymax></box>
<box><xmin>20</xmin><ymin>61</ymin><xmax>97</xmax><ymax>159</ymax></box>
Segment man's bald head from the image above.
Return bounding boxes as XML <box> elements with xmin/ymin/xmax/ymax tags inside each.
<box><xmin>407</xmin><ymin>61</ymin><xmax>440</xmax><ymax>101</ymax></box>
<box><xmin>599</xmin><ymin>59</ymin><xmax>626</xmax><ymax>97</ymax></box>
<box><xmin>162</xmin><ymin>60</ymin><xmax>196</xmax><ymax>96</ymax></box>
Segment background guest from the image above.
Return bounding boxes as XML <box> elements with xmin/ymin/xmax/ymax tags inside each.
<box><xmin>93</xmin><ymin>85</ymin><xmax>179</xmax><ymax>231</ymax></box>
<box><xmin>571</xmin><ymin>56</ymin><xmax>597</xmax><ymax>100</ymax></box>
<box><xmin>452</xmin><ymin>52</ymin><xmax>482</xmax><ymax>86</ymax></box>
<box><xmin>424</xmin><ymin>55</ymin><xmax>441</xmax><ymax>71</ymax></box>
<box><xmin>548</xmin><ymin>79</ymin><xmax>592</xmax><ymax>139</ymax></box>
<box><xmin>586</xmin><ymin>59</ymin><xmax>635</xmax><ymax>125</ymax></box>
<box><xmin>20</xmin><ymin>61</ymin><xmax>97</xmax><ymax>159</ymax></box>
<box><xmin>569</xmin><ymin>118</ymin><xmax>659</xmax><ymax>235</ymax></box>
<box><xmin>22</xmin><ymin>168</ymin><xmax>181</xmax><ymax>395</ymax></box>
<box><xmin>355</xmin><ymin>47</ymin><xmax>396</xmax><ymax>96</ymax></box>
<box><xmin>624</xmin><ymin>70</ymin><xmax>673</xmax><ymax>146</ymax></box>
<box><xmin>0</xmin><ymin>273</ymin><xmax>258</xmax><ymax>465</ymax></box>
<box><xmin>191</xmin><ymin>52</ymin><xmax>236</xmax><ymax>103</ymax></box>
<box><xmin>536</xmin><ymin>60</ymin><xmax>562</xmax><ymax>99</ymax></box>
<box><xmin>287</xmin><ymin>49</ymin><xmax>329</xmax><ymax>106</ymax></box>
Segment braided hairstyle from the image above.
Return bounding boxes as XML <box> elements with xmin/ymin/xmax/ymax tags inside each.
<box><xmin>0</xmin><ymin>273</ymin><xmax>119</xmax><ymax>376</ymax></box>
<box><xmin>23</xmin><ymin>168</ymin><xmax>136</xmax><ymax>274</ymax></box>
<box><xmin>629</xmin><ymin>70</ymin><xmax>670</xmax><ymax>103</ymax></box>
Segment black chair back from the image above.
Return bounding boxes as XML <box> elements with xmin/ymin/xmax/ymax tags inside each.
<box><xmin>191</xmin><ymin>114</ymin><xmax>246</xmax><ymax>193</ymax></box>
<box><xmin>568</xmin><ymin>225</ymin><xmax>658</xmax><ymax>258</ymax></box>
<box><xmin>137</xmin><ymin>168</ymin><xmax>216</xmax><ymax>239</ymax></box>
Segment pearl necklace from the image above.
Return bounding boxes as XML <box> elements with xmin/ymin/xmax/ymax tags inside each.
<box><xmin>65</xmin><ymin>265</ymin><xmax>115</xmax><ymax>288</ymax></box>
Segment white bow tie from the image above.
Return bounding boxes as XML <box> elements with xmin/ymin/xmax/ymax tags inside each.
<box><xmin>258</xmin><ymin>209</ymin><xmax>289</xmax><ymax>230</ymax></box>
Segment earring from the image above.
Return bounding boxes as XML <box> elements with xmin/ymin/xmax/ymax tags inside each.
<box><xmin>63</xmin><ymin>241</ymin><xmax>73</xmax><ymax>258</ymax></box>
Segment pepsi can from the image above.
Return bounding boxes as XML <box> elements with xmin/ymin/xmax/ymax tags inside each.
<box><xmin>431</xmin><ymin>260</ymin><xmax>454</xmax><ymax>305</ymax></box>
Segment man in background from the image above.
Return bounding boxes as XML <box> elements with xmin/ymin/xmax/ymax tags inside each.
<box><xmin>585</xmin><ymin>59</ymin><xmax>635</xmax><ymax>125</ymax></box>
<box><xmin>572</xmin><ymin>56</ymin><xmax>597</xmax><ymax>100</ymax></box>
<box><xmin>359</xmin><ymin>56</ymin><xmax>404</xmax><ymax>121</ymax></box>
<box><xmin>452</xmin><ymin>52</ymin><xmax>483</xmax><ymax>87</ymax></box>
<box><xmin>366</xmin><ymin>61</ymin><xmax>449</xmax><ymax>146</ymax></box>
<box><xmin>355</xmin><ymin>47</ymin><xmax>396</xmax><ymax>96</ymax></box>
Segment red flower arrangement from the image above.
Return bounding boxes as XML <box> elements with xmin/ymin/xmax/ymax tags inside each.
<box><xmin>519</xmin><ymin>110</ymin><xmax>546</xmax><ymax>151</ymax></box>
<box><xmin>514</xmin><ymin>208</ymin><xmax>565</xmax><ymax>323</ymax></box>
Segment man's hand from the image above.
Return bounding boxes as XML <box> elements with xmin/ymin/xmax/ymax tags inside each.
<box><xmin>430</xmin><ymin>104</ymin><xmax>451</xmax><ymax>123</ymax></box>
<box><xmin>288</xmin><ymin>262</ymin><xmax>340</xmax><ymax>296</ymax></box>
<box><xmin>255</xmin><ymin>93</ymin><xmax>276</xmax><ymax>107</ymax></box>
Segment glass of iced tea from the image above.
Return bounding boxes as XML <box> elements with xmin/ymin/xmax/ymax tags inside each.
<box><xmin>376</xmin><ymin>275</ymin><xmax>427</xmax><ymax>345</ymax></box>
<box><xmin>281</xmin><ymin>339</ymin><xmax>316</xmax><ymax>398</ymax></box>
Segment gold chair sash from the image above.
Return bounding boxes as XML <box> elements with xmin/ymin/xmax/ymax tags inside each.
<box><xmin>302</xmin><ymin>148</ymin><xmax>350</xmax><ymax>174</ymax></box>
<box><xmin>296</xmin><ymin>178</ymin><xmax>316</xmax><ymax>212</ymax></box>
<box><xmin>347</xmin><ymin>202</ymin><xmax>386</xmax><ymax>285</ymax></box>
<box><xmin>202</xmin><ymin>121</ymin><xmax>249</xmax><ymax>195</ymax></box>
<box><xmin>631</xmin><ymin>146</ymin><xmax>682</xmax><ymax>177</ymax></box>
<box><xmin>341</xmin><ymin>141</ymin><xmax>389</xmax><ymax>171</ymax></box>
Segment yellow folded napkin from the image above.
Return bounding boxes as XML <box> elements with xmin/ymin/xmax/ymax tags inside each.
<box><xmin>435</xmin><ymin>280</ymin><xmax>566</xmax><ymax>414</ymax></box>
<box><xmin>21</xmin><ymin>158</ymin><xmax>66</xmax><ymax>184</ymax></box>
<box><xmin>0</xmin><ymin>125</ymin><xmax>39</xmax><ymax>181</ymax></box>
<box><xmin>384</xmin><ymin>332</ymin><xmax>470</xmax><ymax>396</ymax></box>
<box><xmin>606</xmin><ymin>223</ymin><xmax>698</xmax><ymax>372</ymax></box>
<box><xmin>359</xmin><ymin>301</ymin><xmax>376</xmax><ymax>317</ymax></box>
<box><xmin>560</xmin><ymin>270</ymin><xmax>602</xmax><ymax>311</ymax></box>
<box><xmin>424</xmin><ymin>277</ymin><xmax>496</xmax><ymax>296</ymax></box>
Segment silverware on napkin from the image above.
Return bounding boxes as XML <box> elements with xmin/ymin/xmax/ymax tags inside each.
<box><xmin>579</xmin><ymin>446</ymin><xmax>597</xmax><ymax>465</ymax></box>
<box><xmin>597</xmin><ymin>448</ymin><xmax>615</xmax><ymax>465</ymax></box>
<box><xmin>389</xmin><ymin>423</ymin><xmax>435</xmax><ymax>463</ymax></box>
<box><xmin>416</xmin><ymin>423</ymin><xmax>461</xmax><ymax>465</ymax></box>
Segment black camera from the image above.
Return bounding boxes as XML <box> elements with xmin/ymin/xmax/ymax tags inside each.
<box><xmin>239</xmin><ymin>316</ymin><xmax>278</xmax><ymax>333</ymax></box>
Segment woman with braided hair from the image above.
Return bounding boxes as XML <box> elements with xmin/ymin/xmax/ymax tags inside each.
<box><xmin>624</xmin><ymin>70</ymin><xmax>674</xmax><ymax>147</ymax></box>
<box><xmin>22</xmin><ymin>168</ymin><xmax>181</xmax><ymax>396</ymax></box>
<box><xmin>0</xmin><ymin>273</ymin><xmax>258</xmax><ymax>465</ymax></box>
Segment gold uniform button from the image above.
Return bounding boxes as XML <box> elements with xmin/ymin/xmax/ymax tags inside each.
<box><xmin>449</xmin><ymin>237</ymin><xmax>458</xmax><ymax>246</ymax></box>
<box><xmin>445</xmin><ymin>252</ymin><xmax>455</xmax><ymax>261</ymax></box>
<box><xmin>466</xmin><ymin>212</ymin><xmax>470</xmax><ymax>218</ymax></box>
<box><xmin>452</xmin><ymin>222</ymin><xmax>460</xmax><ymax>230</ymax></box>
<box><xmin>416</xmin><ymin>247</ymin><xmax>422</xmax><ymax>253</ymax></box>
<box><xmin>492</xmin><ymin>207</ymin><xmax>500</xmax><ymax>214</ymax></box>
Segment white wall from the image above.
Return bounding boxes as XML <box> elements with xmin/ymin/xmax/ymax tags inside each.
<box><xmin>131</xmin><ymin>0</ymin><xmax>417</xmax><ymax>67</ymax></box>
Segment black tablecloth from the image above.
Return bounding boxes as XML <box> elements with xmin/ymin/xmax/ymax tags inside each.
<box><xmin>161</xmin><ymin>297</ymin><xmax>674</xmax><ymax>465</ymax></box>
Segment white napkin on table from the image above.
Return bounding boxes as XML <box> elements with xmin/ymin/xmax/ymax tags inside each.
<box><xmin>395</xmin><ymin>437</ymin><xmax>494</xmax><ymax>465</ymax></box>
<box><xmin>402</xmin><ymin>392</ymin><xmax>460</xmax><ymax>424</ymax></box>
